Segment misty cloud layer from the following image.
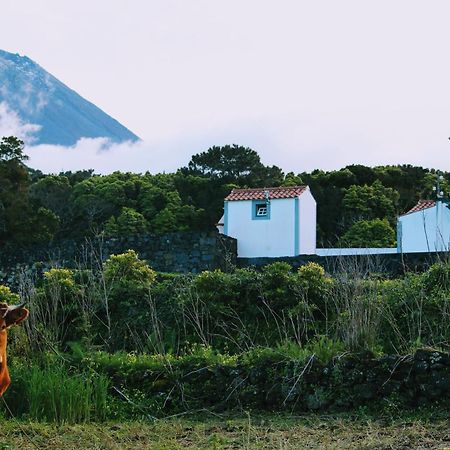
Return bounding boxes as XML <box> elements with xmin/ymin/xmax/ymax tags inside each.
<box><xmin>1</xmin><ymin>101</ymin><xmax>449</xmax><ymax>175</ymax></box>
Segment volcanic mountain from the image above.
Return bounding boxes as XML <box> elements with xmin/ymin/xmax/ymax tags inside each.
<box><xmin>0</xmin><ymin>49</ymin><xmax>139</xmax><ymax>145</ymax></box>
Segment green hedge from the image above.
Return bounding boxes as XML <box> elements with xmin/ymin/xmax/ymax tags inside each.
<box><xmin>4</xmin><ymin>346</ymin><xmax>449</xmax><ymax>422</ymax></box>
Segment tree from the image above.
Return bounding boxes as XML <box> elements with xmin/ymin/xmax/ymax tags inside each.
<box><xmin>0</xmin><ymin>136</ymin><xmax>28</xmax><ymax>162</ymax></box>
<box><xmin>71</xmin><ymin>175</ymin><xmax>130</xmax><ymax>231</ymax></box>
<box><xmin>0</xmin><ymin>136</ymin><xmax>31</xmax><ymax>243</ymax></box>
<box><xmin>29</xmin><ymin>175</ymin><xmax>72</xmax><ymax>228</ymax></box>
<box><xmin>283</xmin><ymin>172</ymin><xmax>304</xmax><ymax>186</ymax></box>
<box><xmin>174</xmin><ymin>173</ymin><xmax>230</xmax><ymax>231</ymax></box>
<box><xmin>374</xmin><ymin>165</ymin><xmax>431</xmax><ymax>212</ymax></box>
<box><xmin>339</xmin><ymin>218</ymin><xmax>396</xmax><ymax>248</ymax></box>
<box><xmin>104</xmin><ymin>207</ymin><xmax>148</xmax><ymax>237</ymax></box>
<box><xmin>187</xmin><ymin>144</ymin><xmax>262</xmax><ymax>179</ymax></box>
<box><xmin>341</xmin><ymin>180</ymin><xmax>399</xmax><ymax>226</ymax></box>
<box><xmin>184</xmin><ymin>144</ymin><xmax>284</xmax><ymax>186</ymax></box>
<box><xmin>0</xmin><ymin>136</ymin><xmax>61</xmax><ymax>244</ymax></box>
<box><xmin>104</xmin><ymin>250</ymin><xmax>156</xmax><ymax>290</ymax></box>
<box><xmin>345</xmin><ymin>164</ymin><xmax>376</xmax><ymax>185</ymax></box>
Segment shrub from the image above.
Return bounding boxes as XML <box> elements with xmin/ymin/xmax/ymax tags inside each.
<box><xmin>102</xmin><ymin>250</ymin><xmax>157</xmax><ymax>350</ymax></box>
<box><xmin>103</xmin><ymin>250</ymin><xmax>156</xmax><ymax>292</ymax></box>
<box><xmin>0</xmin><ymin>285</ymin><xmax>20</xmax><ymax>304</ymax></box>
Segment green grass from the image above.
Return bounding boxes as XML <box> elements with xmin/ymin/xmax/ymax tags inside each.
<box><xmin>12</xmin><ymin>363</ymin><xmax>109</xmax><ymax>424</ymax></box>
<box><xmin>0</xmin><ymin>412</ymin><xmax>448</xmax><ymax>449</ymax></box>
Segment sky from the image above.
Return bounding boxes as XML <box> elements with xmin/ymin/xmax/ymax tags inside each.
<box><xmin>1</xmin><ymin>0</ymin><xmax>450</xmax><ymax>174</ymax></box>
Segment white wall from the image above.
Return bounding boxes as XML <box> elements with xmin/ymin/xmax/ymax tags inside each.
<box><xmin>226</xmin><ymin>198</ymin><xmax>296</xmax><ymax>257</ymax></box>
<box><xmin>398</xmin><ymin>202</ymin><xmax>450</xmax><ymax>253</ymax></box>
<box><xmin>299</xmin><ymin>188</ymin><xmax>316</xmax><ymax>254</ymax></box>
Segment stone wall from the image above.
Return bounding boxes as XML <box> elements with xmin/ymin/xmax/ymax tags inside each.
<box><xmin>0</xmin><ymin>230</ymin><xmax>448</xmax><ymax>286</ymax></box>
<box><xmin>69</xmin><ymin>348</ymin><xmax>450</xmax><ymax>412</ymax></box>
<box><xmin>0</xmin><ymin>231</ymin><xmax>237</xmax><ymax>285</ymax></box>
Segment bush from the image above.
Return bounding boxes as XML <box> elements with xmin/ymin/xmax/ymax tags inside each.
<box><xmin>103</xmin><ymin>250</ymin><xmax>156</xmax><ymax>292</ymax></box>
<box><xmin>102</xmin><ymin>250</ymin><xmax>157</xmax><ymax>350</ymax></box>
<box><xmin>0</xmin><ymin>285</ymin><xmax>20</xmax><ymax>304</ymax></box>
<box><xmin>9</xmin><ymin>256</ymin><xmax>450</xmax><ymax>359</ymax></box>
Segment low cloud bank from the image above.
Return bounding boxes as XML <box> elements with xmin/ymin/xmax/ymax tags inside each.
<box><xmin>0</xmin><ymin>104</ymin><xmax>181</xmax><ymax>174</ymax></box>
<box><xmin>25</xmin><ymin>138</ymin><xmax>179</xmax><ymax>174</ymax></box>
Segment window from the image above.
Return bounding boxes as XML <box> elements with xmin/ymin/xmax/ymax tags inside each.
<box><xmin>256</xmin><ymin>204</ymin><xmax>268</xmax><ymax>216</ymax></box>
<box><xmin>252</xmin><ymin>200</ymin><xmax>270</xmax><ymax>220</ymax></box>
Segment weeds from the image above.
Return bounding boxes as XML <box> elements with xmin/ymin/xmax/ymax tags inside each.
<box><xmin>7</xmin><ymin>362</ymin><xmax>109</xmax><ymax>424</ymax></box>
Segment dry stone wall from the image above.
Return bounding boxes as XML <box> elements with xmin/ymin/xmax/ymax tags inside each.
<box><xmin>0</xmin><ymin>231</ymin><xmax>237</xmax><ymax>285</ymax></box>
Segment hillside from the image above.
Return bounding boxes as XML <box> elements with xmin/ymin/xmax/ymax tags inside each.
<box><xmin>0</xmin><ymin>49</ymin><xmax>139</xmax><ymax>145</ymax></box>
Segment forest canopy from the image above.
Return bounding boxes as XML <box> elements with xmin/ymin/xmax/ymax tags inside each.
<box><xmin>0</xmin><ymin>137</ymin><xmax>448</xmax><ymax>247</ymax></box>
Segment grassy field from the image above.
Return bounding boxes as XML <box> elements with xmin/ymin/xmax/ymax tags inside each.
<box><xmin>0</xmin><ymin>413</ymin><xmax>449</xmax><ymax>450</ymax></box>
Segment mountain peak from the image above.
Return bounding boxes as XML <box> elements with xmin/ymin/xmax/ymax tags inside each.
<box><xmin>0</xmin><ymin>49</ymin><xmax>140</xmax><ymax>145</ymax></box>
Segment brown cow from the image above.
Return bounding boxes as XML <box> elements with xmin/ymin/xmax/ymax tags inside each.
<box><xmin>0</xmin><ymin>302</ymin><xmax>29</xmax><ymax>396</ymax></box>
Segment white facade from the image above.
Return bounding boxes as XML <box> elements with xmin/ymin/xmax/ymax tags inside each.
<box><xmin>221</xmin><ymin>186</ymin><xmax>316</xmax><ymax>258</ymax></box>
<box><xmin>398</xmin><ymin>200</ymin><xmax>450</xmax><ymax>253</ymax></box>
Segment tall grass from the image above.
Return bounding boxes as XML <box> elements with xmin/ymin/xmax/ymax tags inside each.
<box><xmin>14</xmin><ymin>364</ymin><xmax>109</xmax><ymax>424</ymax></box>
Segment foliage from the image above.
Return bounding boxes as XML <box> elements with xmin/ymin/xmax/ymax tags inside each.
<box><xmin>341</xmin><ymin>180</ymin><xmax>399</xmax><ymax>226</ymax></box>
<box><xmin>103</xmin><ymin>250</ymin><xmax>156</xmax><ymax>290</ymax></box>
<box><xmin>1</xmin><ymin>260</ymin><xmax>450</xmax><ymax>423</ymax></box>
<box><xmin>0</xmin><ymin>136</ymin><xmax>28</xmax><ymax>162</ymax></box>
<box><xmin>104</xmin><ymin>207</ymin><xmax>148</xmax><ymax>237</ymax></box>
<box><xmin>380</xmin><ymin>268</ymin><xmax>450</xmax><ymax>353</ymax></box>
<box><xmin>101</xmin><ymin>251</ymin><xmax>157</xmax><ymax>350</ymax></box>
<box><xmin>29</xmin><ymin>269</ymin><xmax>83</xmax><ymax>349</ymax></box>
<box><xmin>7</xmin><ymin>360</ymin><xmax>108</xmax><ymax>424</ymax></box>
<box><xmin>29</xmin><ymin>175</ymin><xmax>72</xmax><ymax>231</ymax></box>
<box><xmin>0</xmin><ymin>136</ymin><xmax>62</xmax><ymax>244</ymax></box>
<box><xmin>185</xmin><ymin>144</ymin><xmax>284</xmax><ymax>187</ymax></box>
<box><xmin>0</xmin><ymin>285</ymin><xmax>20</xmax><ymax>304</ymax></box>
<box><xmin>0</xmin><ymin>136</ymin><xmax>448</xmax><ymax>245</ymax></box>
<box><xmin>1</xmin><ymin>138</ymin><xmax>450</xmax><ymax>426</ymax></box>
<box><xmin>339</xmin><ymin>218</ymin><xmax>396</xmax><ymax>247</ymax></box>
<box><xmin>10</xmin><ymin>258</ymin><xmax>450</xmax><ymax>356</ymax></box>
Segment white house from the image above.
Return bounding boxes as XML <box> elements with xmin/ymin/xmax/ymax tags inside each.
<box><xmin>397</xmin><ymin>199</ymin><xmax>450</xmax><ymax>253</ymax></box>
<box><xmin>218</xmin><ymin>186</ymin><xmax>316</xmax><ymax>258</ymax></box>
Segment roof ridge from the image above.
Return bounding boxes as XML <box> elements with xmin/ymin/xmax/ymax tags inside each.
<box><xmin>402</xmin><ymin>199</ymin><xmax>436</xmax><ymax>216</ymax></box>
<box><xmin>225</xmin><ymin>185</ymin><xmax>308</xmax><ymax>201</ymax></box>
<box><xmin>230</xmin><ymin>185</ymin><xmax>306</xmax><ymax>191</ymax></box>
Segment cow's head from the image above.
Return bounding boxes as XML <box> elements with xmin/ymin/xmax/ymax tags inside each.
<box><xmin>0</xmin><ymin>302</ymin><xmax>29</xmax><ymax>331</ymax></box>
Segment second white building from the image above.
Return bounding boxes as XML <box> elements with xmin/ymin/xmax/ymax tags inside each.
<box><xmin>397</xmin><ymin>199</ymin><xmax>450</xmax><ymax>253</ymax></box>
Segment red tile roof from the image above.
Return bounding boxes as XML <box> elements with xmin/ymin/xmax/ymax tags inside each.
<box><xmin>402</xmin><ymin>199</ymin><xmax>436</xmax><ymax>216</ymax></box>
<box><xmin>225</xmin><ymin>186</ymin><xmax>307</xmax><ymax>201</ymax></box>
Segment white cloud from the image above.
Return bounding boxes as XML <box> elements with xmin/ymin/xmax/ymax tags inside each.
<box><xmin>0</xmin><ymin>101</ymin><xmax>41</xmax><ymax>143</ymax></box>
<box><xmin>22</xmin><ymin>107</ymin><xmax>450</xmax><ymax>176</ymax></box>
<box><xmin>25</xmin><ymin>137</ymin><xmax>180</xmax><ymax>174</ymax></box>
